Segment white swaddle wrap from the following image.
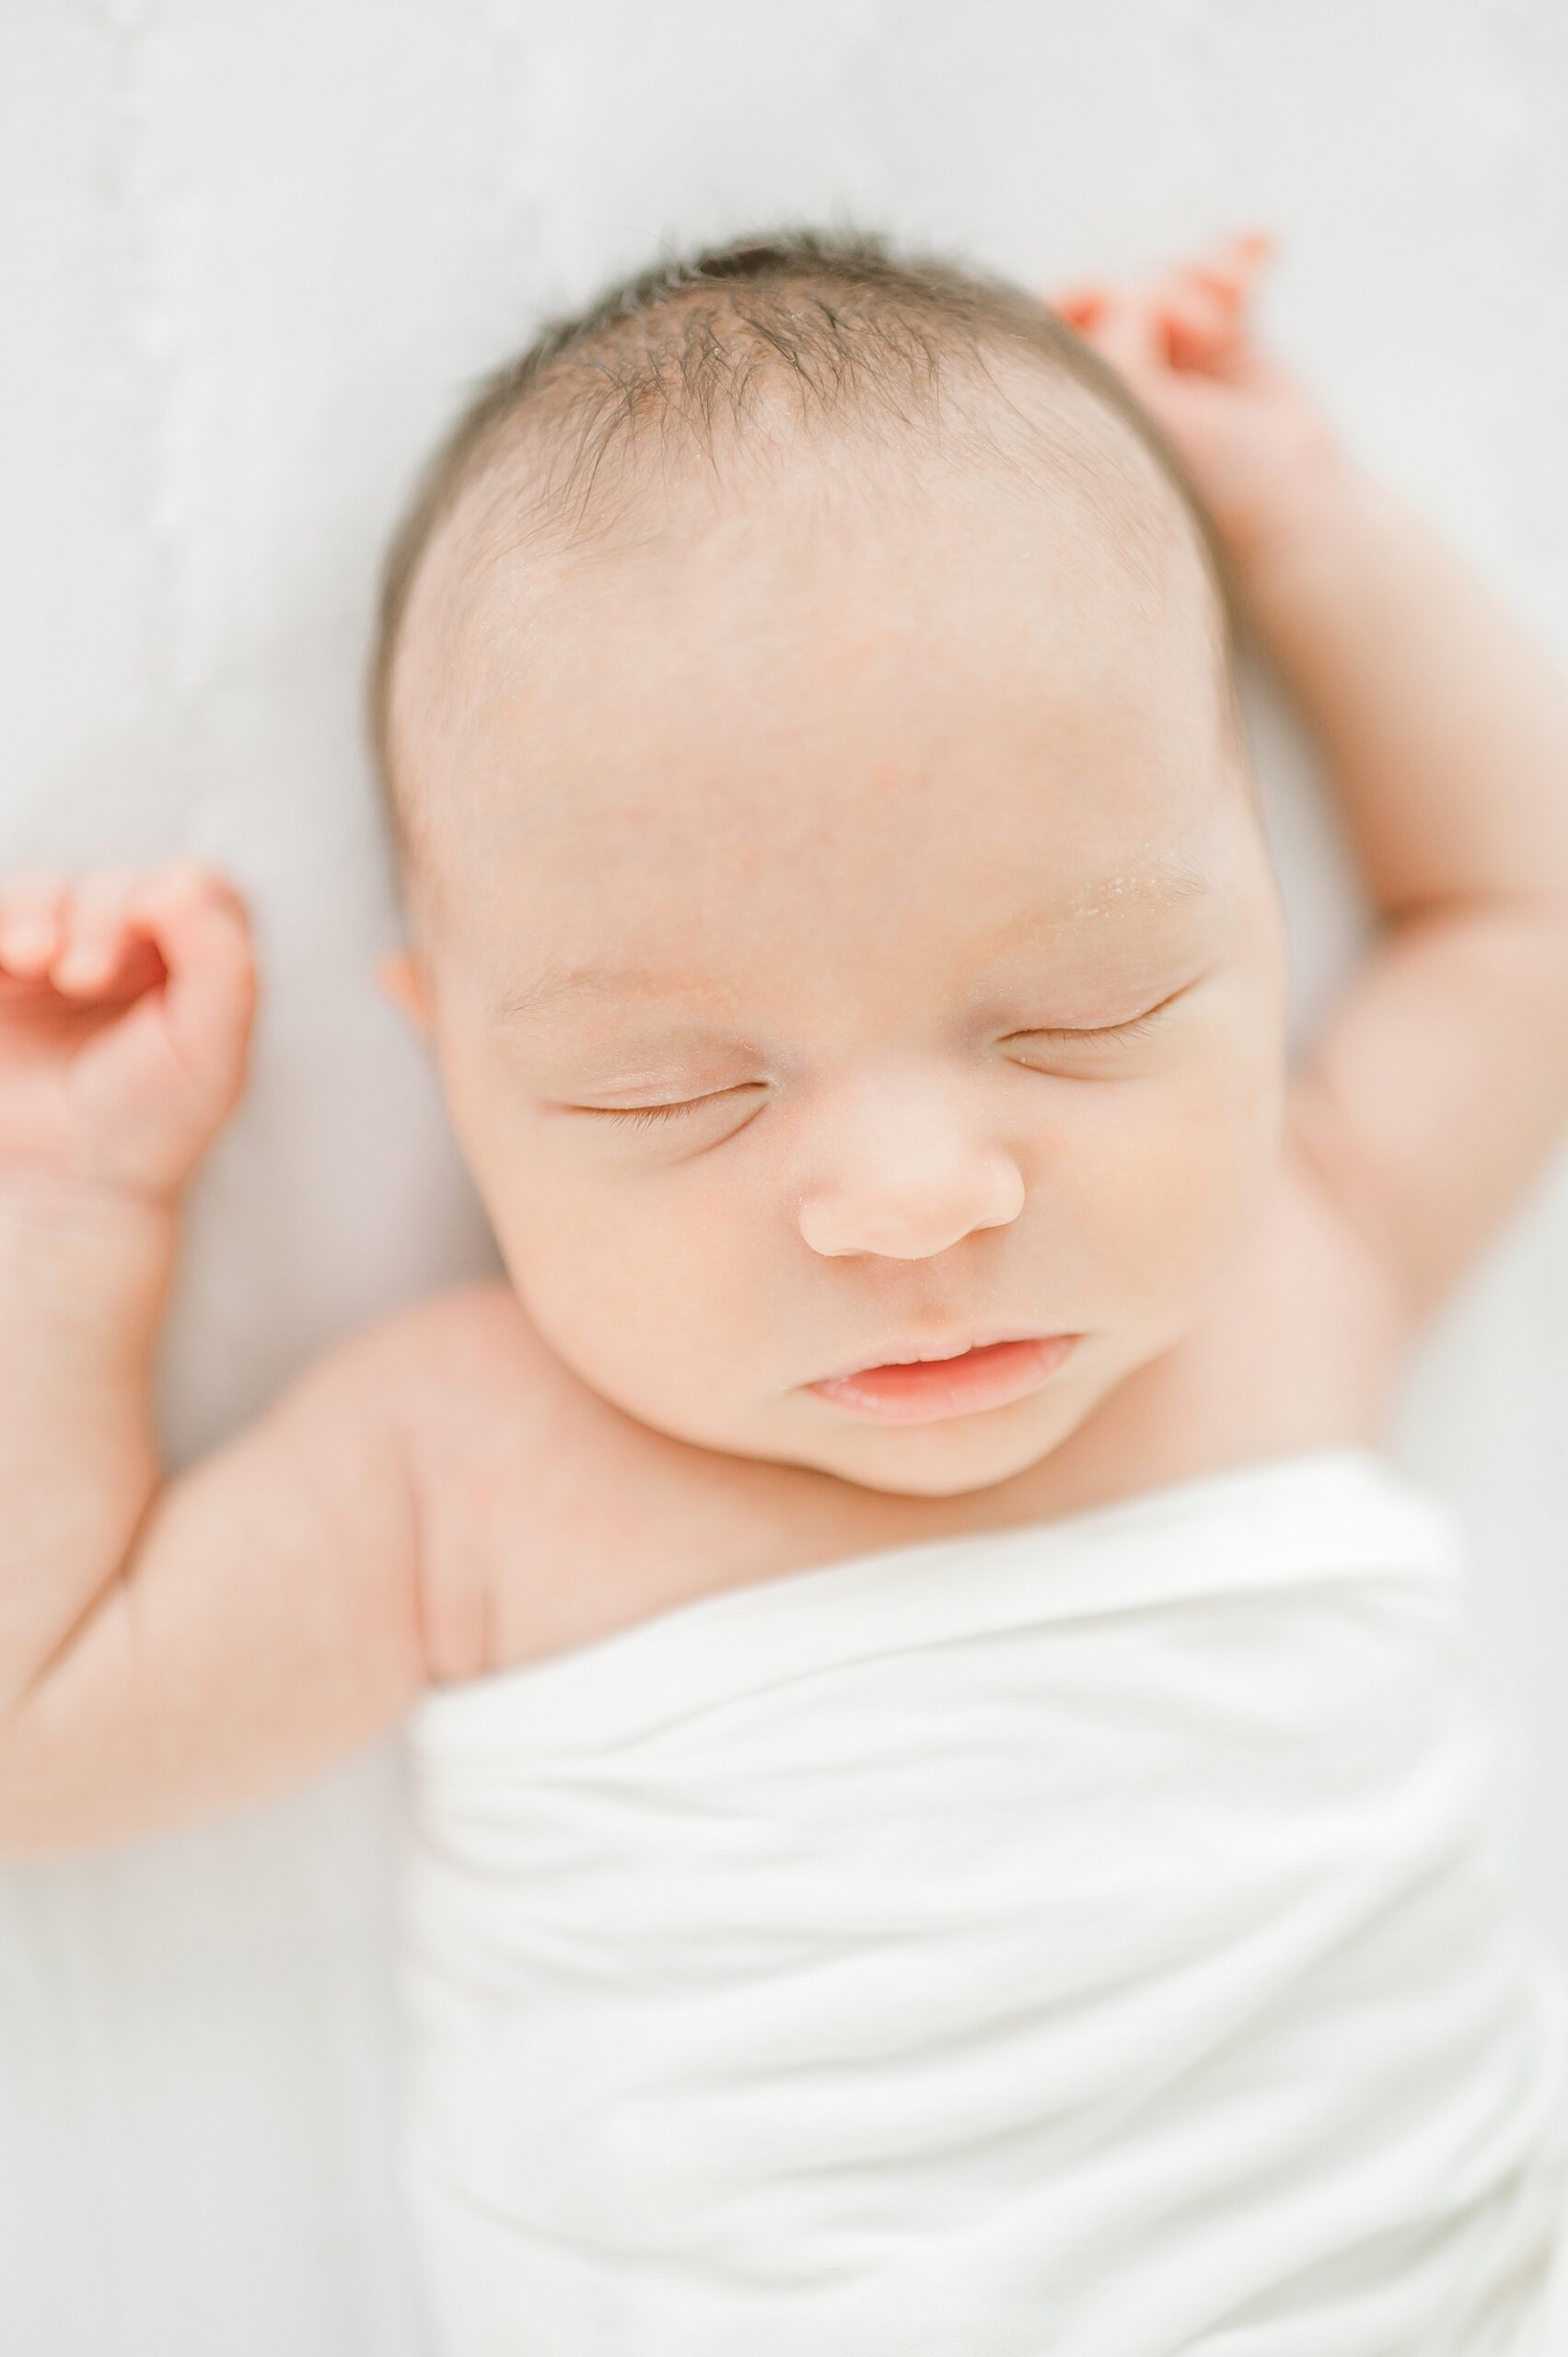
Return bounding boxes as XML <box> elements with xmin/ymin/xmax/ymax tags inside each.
<box><xmin>393</xmin><ymin>1445</ymin><xmax>1568</xmax><ymax>2354</ymax></box>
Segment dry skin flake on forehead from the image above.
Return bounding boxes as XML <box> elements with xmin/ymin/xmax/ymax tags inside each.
<box><xmin>1074</xmin><ymin>868</ymin><xmax>1172</xmax><ymax>919</ymax></box>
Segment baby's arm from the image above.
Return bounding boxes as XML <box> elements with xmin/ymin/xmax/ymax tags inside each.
<box><xmin>1058</xmin><ymin>238</ymin><xmax>1568</xmax><ymax>1333</ymax></box>
<box><xmin>0</xmin><ymin>865</ymin><xmax>439</xmax><ymax>1859</ymax></box>
<box><xmin>1237</xmin><ymin>464</ymin><xmax>1568</xmax><ymax>1328</ymax></box>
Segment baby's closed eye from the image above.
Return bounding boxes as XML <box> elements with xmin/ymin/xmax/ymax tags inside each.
<box><xmin>573</xmin><ymin>990</ymin><xmax>1191</xmax><ymax>1132</ymax></box>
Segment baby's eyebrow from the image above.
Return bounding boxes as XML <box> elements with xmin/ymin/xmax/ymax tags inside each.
<box><xmin>492</xmin><ymin>855</ymin><xmax>1214</xmax><ymax>1028</ymax></box>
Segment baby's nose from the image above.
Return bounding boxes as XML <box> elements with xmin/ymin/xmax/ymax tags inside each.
<box><xmin>798</xmin><ymin>1145</ymin><xmax>1025</xmax><ymax>1260</ymax></box>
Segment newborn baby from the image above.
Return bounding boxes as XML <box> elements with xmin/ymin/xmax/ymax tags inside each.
<box><xmin>6</xmin><ymin>226</ymin><xmax>1568</xmax><ymax>2352</ymax></box>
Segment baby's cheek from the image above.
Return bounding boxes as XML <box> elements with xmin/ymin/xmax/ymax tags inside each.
<box><xmin>1075</xmin><ymin>1073</ymin><xmax>1269</xmax><ymax>1314</ymax></box>
<box><xmin>528</xmin><ymin>1165</ymin><xmax>748</xmax><ymax>1357</ymax></box>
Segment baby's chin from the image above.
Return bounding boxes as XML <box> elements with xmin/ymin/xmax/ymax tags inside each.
<box><xmin>727</xmin><ymin>1387</ymin><xmax>1091</xmax><ymax>1503</ymax></box>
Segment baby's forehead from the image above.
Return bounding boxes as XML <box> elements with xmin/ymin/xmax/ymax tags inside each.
<box><xmin>390</xmin><ymin>367</ymin><xmax>1232</xmax><ymax>912</ymax></box>
<box><xmin>418</xmin><ymin>402</ymin><xmax>1204</xmax><ymax>705</ymax></box>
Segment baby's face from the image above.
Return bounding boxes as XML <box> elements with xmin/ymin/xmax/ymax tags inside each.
<box><xmin>384</xmin><ymin>437</ymin><xmax>1289</xmax><ymax>1499</ymax></box>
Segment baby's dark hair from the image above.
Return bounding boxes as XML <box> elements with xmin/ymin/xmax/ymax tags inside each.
<box><xmin>367</xmin><ymin>223</ymin><xmax>1246</xmax><ymax>881</ymax></box>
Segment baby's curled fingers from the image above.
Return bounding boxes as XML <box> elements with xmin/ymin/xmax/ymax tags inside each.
<box><xmin>1184</xmin><ymin>230</ymin><xmax>1274</xmax><ymax>303</ymax></box>
<box><xmin>1050</xmin><ymin>233</ymin><xmax>1271</xmax><ymax>336</ymax></box>
<box><xmin>1051</xmin><ymin>281</ymin><xmax>1111</xmax><ymax>329</ymax></box>
<box><xmin>1152</xmin><ymin>276</ymin><xmax>1240</xmax><ymax>354</ymax></box>
<box><xmin>0</xmin><ymin>871</ymin><xmax>71</xmax><ymax>977</ymax></box>
<box><xmin>1063</xmin><ymin>284</ymin><xmax>1167</xmax><ymax>386</ymax></box>
<box><xmin>52</xmin><ymin>868</ymin><xmax>157</xmax><ymax>993</ymax></box>
<box><xmin>124</xmin><ymin>864</ymin><xmax>257</xmax><ymax>1091</ymax></box>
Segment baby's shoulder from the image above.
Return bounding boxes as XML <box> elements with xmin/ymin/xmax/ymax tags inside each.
<box><xmin>367</xmin><ymin>1276</ymin><xmax>570</xmax><ymax>1498</ymax></box>
<box><xmin>313</xmin><ymin>1274</ymin><xmax>543</xmax><ymax>1439</ymax></box>
<box><xmin>373</xmin><ymin>1273</ymin><xmax>553</xmax><ymax>1398</ymax></box>
<box><xmin>379</xmin><ymin>1277</ymin><xmax>882</xmax><ymax>1678</ymax></box>
<box><xmin>319</xmin><ymin>1278</ymin><xmax>559</xmax><ymax>1684</ymax></box>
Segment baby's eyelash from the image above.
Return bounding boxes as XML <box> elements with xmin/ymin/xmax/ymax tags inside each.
<box><xmin>1017</xmin><ymin>1007</ymin><xmax>1170</xmax><ymax>1050</ymax></box>
<box><xmin>586</xmin><ymin>1083</ymin><xmax>772</xmax><ymax>1130</ymax></box>
<box><xmin>595</xmin><ymin>1096</ymin><xmax>728</xmax><ymax>1130</ymax></box>
<box><xmin>586</xmin><ymin>1004</ymin><xmax>1175</xmax><ymax>1130</ymax></box>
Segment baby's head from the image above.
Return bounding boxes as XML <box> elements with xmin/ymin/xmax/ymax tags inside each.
<box><xmin>370</xmin><ymin>227</ymin><xmax>1288</xmax><ymax>1500</ymax></box>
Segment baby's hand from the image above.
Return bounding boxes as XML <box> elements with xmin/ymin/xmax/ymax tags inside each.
<box><xmin>1047</xmin><ymin>231</ymin><xmax>1346</xmax><ymax>566</ymax></box>
<box><xmin>0</xmin><ymin>861</ymin><xmax>257</xmax><ymax>1210</ymax></box>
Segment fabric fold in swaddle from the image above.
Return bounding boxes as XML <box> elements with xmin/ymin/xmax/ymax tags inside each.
<box><xmin>393</xmin><ymin>1445</ymin><xmax>1568</xmax><ymax>2354</ymax></box>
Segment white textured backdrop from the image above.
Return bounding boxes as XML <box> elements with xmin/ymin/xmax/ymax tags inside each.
<box><xmin>3</xmin><ymin>5</ymin><xmax>1567</xmax><ymax>2351</ymax></box>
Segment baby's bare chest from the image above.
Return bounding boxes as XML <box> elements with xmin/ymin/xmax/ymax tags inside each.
<box><xmin>414</xmin><ymin>1145</ymin><xmax>1408</xmax><ymax>1682</ymax></box>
